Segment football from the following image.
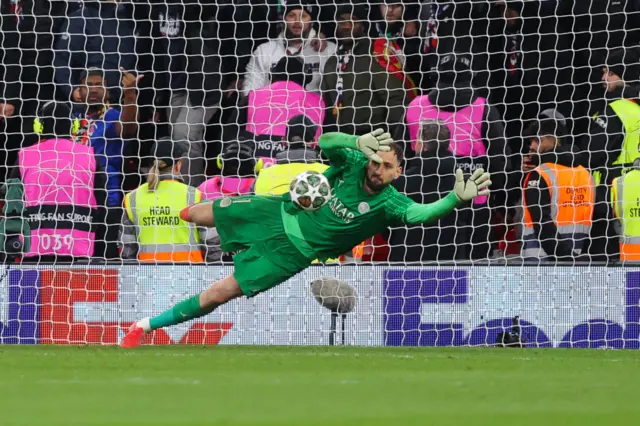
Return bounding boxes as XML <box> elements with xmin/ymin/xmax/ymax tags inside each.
<box><xmin>289</xmin><ymin>171</ymin><xmax>332</xmax><ymax>211</ymax></box>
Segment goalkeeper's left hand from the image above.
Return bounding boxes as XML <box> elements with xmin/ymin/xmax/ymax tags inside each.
<box><xmin>454</xmin><ymin>168</ymin><xmax>491</xmax><ymax>202</ymax></box>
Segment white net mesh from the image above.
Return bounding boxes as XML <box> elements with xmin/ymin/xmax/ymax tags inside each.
<box><xmin>1</xmin><ymin>0</ymin><xmax>640</xmax><ymax>347</ymax></box>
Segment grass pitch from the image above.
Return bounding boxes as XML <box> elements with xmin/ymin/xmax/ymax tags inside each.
<box><xmin>0</xmin><ymin>346</ymin><xmax>638</xmax><ymax>426</ymax></box>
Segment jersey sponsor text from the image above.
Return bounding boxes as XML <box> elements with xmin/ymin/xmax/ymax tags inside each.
<box><xmin>328</xmin><ymin>196</ymin><xmax>355</xmax><ymax>224</ymax></box>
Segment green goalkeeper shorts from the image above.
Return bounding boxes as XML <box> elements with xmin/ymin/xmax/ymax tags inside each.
<box><xmin>212</xmin><ymin>195</ymin><xmax>313</xmax><ymax>297</ymax></box>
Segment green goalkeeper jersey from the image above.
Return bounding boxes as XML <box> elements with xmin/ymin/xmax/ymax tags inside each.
<box><xmin>281</xmin><ymin>132</ymin><xmax>459</xmax><ymax>261</ymax></box>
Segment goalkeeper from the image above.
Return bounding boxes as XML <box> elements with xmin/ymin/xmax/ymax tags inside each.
<box><xmin>121</xmin><ymin>130</ymin><xmax>490</xmax><ymax>347</ymax></box>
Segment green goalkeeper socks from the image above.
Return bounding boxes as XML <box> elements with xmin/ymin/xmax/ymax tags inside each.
<box><xmin>148</xmin><ymin>294</ymin><xmax>213</xmax><ymax>330</ymax></box>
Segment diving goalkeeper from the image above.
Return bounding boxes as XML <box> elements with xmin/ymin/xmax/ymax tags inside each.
<box><xmin>121</xmin><ymin>130</ymin><xmax>490</xmax><ymax>347</ymax></box>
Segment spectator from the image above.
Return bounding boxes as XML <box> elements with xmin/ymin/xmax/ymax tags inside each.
<box><xmin>578</xmin><ymin>48</ymin><xmax>640</xmax><ymax>186</ymax></box>
<box><xmin>405</xmin><ymin>53</ymin><xmax>509</xmax><ymax>259</ymax></box>
<box><xmin>73</xmin><ymin>68</ymin><xmax>140</xmax><ymax>201</ymax></box>
<box><xmin>120</xmin><ymin>137</ymin><xmax>206</xmax><ymax>263</ymax></box>
<box><xmin>15</xmin><ymin>101</ymin><xmax>106</xmax><ymax>262</ymax></box>
<box><xmin>0</xmin><ymin>0</ymin><xmax>77</xmax><ymax>179</ymax></box>
<box><xmin>198</xmin><ymin>140</ymin><xmax>257</xmax><ymax>201</ymax></box>
<box><xmin>369</xmin><ymin>0</ymin><xmax>420</xmax><ymax>100</ymax></box>
<box><xmin>559</xmin><ymin>0</ymin><xmax>640</xmax><ymax>139</ymax></box>
<box><xmin>242</xmin><ymin>1</ymin><xmax>336</xmax><ymax>95</ymax></box>
<box><xmin>322</xmin><ymin>4</ymin><xmax>407</xmax><ymax>135</ymax></box>
<box><xmin>504</xmin><ymin>107</ymin><xmax>572</xmax><ymax>207</ymax></box>
<box><xmin>135</xmin><ymin>1</ymin><xmax>223</xmax><ymax>187</ymax></box>
<box><xmin>72</xmin><ymin>67</ymin><xmax>142</xmax><ymax>259</ymax></box>
<box><xmin>538</xmin><ymin>108</ymin><xmax>569</xmax><ymax>141</ymax></box>
<box><xmin>1</xmin><ymin>0</ymin><xmax>75</xmax><ymax>111</ymax></box>
<box><xmin>254</xmin><ymin>114</ymin><xmax>327</xmax><ymax>195</ymax></box>
<box><xmin>611</xmin><ymin>158</ymin><xmax>640</xmax><ymax>262</ymax></box>
<box><xmin>488</xmin><ymin>1</ymin><xmax>573</xmax><ymax>155</ymax></box>
<box><xmin>388</xmin><ymin>119</ymin><xmax>458</xmax><ymax>262</ymax></box>
<box><xmin>418</xmin><ymin>0</ymin><xmax>490</xmax><ymax>91</ymax></box>
<box><xmin>521</xmin><ymin>120</ymin><xmax>595</xmax><ymax>261</ymax></box>
<box><xmin>573</xmin><ymin>48</ymin><xmax>640</xmax><ymax>261</ymax></box>
<box><xmin>224</xmin><ymin>55</ymin><xmax>325</xmax><ymax>152</ymax></box>
<box><xmin>53</xmin><ymin>0</ymin><xmax>136</xmax><ymax>103</ymax></box>
<box><xmin>247</xmin><ymin>56</ymin><xmax>324</xmax><ymax>139</ymax></box>
<box><xmin>560</xmin><ymin>0</ymin><xmax>640</xmax><ymax>64</ymax></box>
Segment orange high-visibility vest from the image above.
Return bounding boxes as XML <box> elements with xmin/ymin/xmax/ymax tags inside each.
<box><xmin>522</xmin><ymin>163</ymin><xmax>595</xmax><ymax>258</ymax></box>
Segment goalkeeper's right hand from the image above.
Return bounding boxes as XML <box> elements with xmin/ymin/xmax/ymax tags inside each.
<box><xmin>454</xmin><ymin>168</ymin><xmax>491</xmax><ymax>202</ymax></box>
<box><xmin>356</xmin><ymin>129</ymin><xmax>393</xmax><ymax>163</ymax></box>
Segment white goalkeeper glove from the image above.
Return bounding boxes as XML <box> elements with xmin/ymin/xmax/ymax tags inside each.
<box><xmin>454</xmin><ymin>168</ymin><xmax>492</xmax><ymax>202</ymax></box>
<box><xmin>356</xmin><ymin>129</ymin><xmax>393</xmax><ymax>163</ymax></box>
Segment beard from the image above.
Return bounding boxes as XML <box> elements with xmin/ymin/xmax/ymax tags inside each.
<box><xmin>365</xmin><ymin>174</ymin><xmax>386</xmax><ymax>192</ymax></box>
<box><xmin>285</xmin><ymin>25</ymin><xmax>310</xmax><ymax>41</ymax></box>
<box><xmin>87</xmin><ymin>92</ymin><xmax>105</xmax><ymax>106</ymax></box>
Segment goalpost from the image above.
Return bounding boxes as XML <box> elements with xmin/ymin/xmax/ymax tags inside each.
<box><xmin>0</xmin><ymin>0</ymin><xmax>639</xmax><ymax>348</ymax></box>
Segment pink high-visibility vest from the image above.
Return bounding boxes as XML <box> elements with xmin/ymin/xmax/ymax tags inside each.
<box><xmin>198</xmin><ymin>176</ymin><xmax>255</xmax><ymax>201</ymax></box>
<box><xmin>247</xmin><ymin>81</ymin><xmax>324</xmax><ymax>139</ymax></box>
<box><xmin>19</xmin><ymin>138</ymin><xmax>98</xmax><ymax>257</ymax></box>
<box><xmin>406</xmin><ymin>95</ymin><xmax>488</xmax><ymax>205</ymax></box>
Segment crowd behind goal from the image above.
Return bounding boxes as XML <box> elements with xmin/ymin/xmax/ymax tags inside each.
<box><xmin>1</xmin><ymin>0</ymin><xmax>640</xmax><ymax>264</ymax></box>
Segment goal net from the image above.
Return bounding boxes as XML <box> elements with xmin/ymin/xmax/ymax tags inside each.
<box><xmin>1</xmin><ymin>0</ymin><xmax>639</xmax><ymax>348</ymax></box>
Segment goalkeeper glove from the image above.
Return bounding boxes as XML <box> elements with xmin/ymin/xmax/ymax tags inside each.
<box><xmin>454</xmin><ymin>168</ymin><xmax>491</xmax><ymax>202</ymax></box>
<box><xmin>356</xmin><ymin>129</ymin><xmax>393</xmax><ymax>163</ymax></box>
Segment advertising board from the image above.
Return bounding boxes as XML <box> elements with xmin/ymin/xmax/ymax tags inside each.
<box><xmin>1</xmin><ymin>265</ymin><xmax>638</xmax><ymax>348</ymax></box>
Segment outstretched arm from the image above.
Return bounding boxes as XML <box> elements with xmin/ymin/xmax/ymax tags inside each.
<box><xmin>399</xmin><ymin>169</ymin><xmax>492</xmax><ymax>225</ymax></box>
<box><xmin>319</xmin><ymin>129</ymin><xmax>394</xmax><ymax>166</ymax></box>
<box><xmin>318</xmin><ymin>132</ymin><xmax>359</xmax><ymax>166</ymax></box>
<box><xmin>403</xmin><ymin>192</ymin><xmax>460</xmax><ymax>225</ymax></box>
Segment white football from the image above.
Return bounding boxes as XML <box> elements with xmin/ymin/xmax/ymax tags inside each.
<box><xmin>289</xmin><ymin>171</ymin><xmax>332</xmax><ymax>211</ymax></box>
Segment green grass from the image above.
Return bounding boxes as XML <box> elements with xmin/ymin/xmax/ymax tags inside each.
<box><xmin>0</xmin><ymin>346</ymin><xmax>639</xmax><ymax>425</ymax></box>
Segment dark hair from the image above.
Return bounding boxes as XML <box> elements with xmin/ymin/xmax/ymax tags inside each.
<box><xmin>270</xmin><ymin>56</ymin><xmax>311</xmax><ymax>87</ymax></box>
<box><xmin>502</xmin><ymin>0</ymin><xmax>525</xmax><ymax>15</ymax></box>
<box><xmin>605</xmin><ymin>47</ymin><xmax>640</xmax><ymax>82</ymax></box>
<box><xmin>80</xmin><ymin>67</ymin><xmax>106</xmax><ymax>85</ymax></box>
<box><xmin>436</xmin><ymin>53</ymin><xmax>473</xmax><ymax>86</ymax></box>
<box><xmin>390</xmin><ymin>142</ymin><xmax>404</xmax><ymax>166</ymax></box>
<box><xmin>38</xmin><ymin>101</ymin><xmax>74</xmax><ymax>138</ymax></box>
<box><xmin>522</xmin><ymin>121</ymin><xmax>539</xmax><ymax>138</ymax></box>
<box><xmin>283</xmin><ymin>1</ymin><xmax>318</xmax><ymax>20</ymax></box>
<box><xmin>419</xmin><ymin>120</ymin><xmax>450</xmax><ymax>152</ymax></box>
<box><xmin>286</xmin><ymin>114</ymin><xmax>318</xmax><ymax>144</ymax></box>
<box><xmin>523</xmin><ymin>120</ymin><xmax>564</xmax><ymax>145</ymax></box>
<box><xmin>221</xmin><ymin>140</ymin><xmax>256</xmax><ymax>177</ymax></box>
<box><xmin>152</xmin><ymin>137</ymin><xmax>187</xmax><ymax>165</ymax></box>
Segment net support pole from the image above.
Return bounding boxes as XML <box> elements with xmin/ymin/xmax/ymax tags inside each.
<box><xmin>329</xmin><ymin>310</ymin><xmax>337</xmax><ymax>346</ymax></box>
<box><xmin>329</xmin><ymin>311</ymin><xmax>348</xmax><ymax>346</ymax></box>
